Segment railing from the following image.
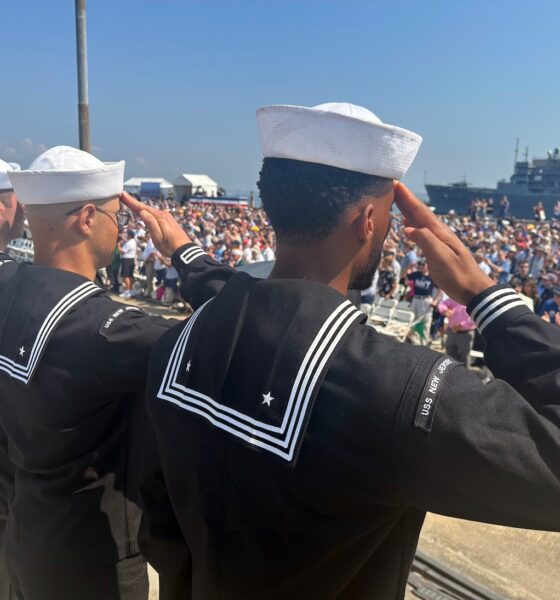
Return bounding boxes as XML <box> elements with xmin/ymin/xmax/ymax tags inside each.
<box><xmin>409</xmin><ymin>551</ymin><xmax>507</xmax><ymax>600</ymax></box>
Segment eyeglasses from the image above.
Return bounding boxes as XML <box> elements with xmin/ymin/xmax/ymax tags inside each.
<box><xmin>65</xmin><ymin>205</ymin><xmax>131</xmax><ymax>228</ymax></box>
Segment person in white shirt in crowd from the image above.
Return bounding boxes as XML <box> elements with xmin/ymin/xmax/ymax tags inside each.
<box><xmin>135</xmin><ymin>224</ymin><xmax>146</xmax><ymax>241</ymax></box>
<box><xmin>202</xmin><ymin>228</ymin><xmax>213</xmax><ymax>249</ymax></box>
<box><xmin>141</xmin><ymin>232</ymin><xmax>157</xmax><ymax>298</ymax></box>
<box><xmin>242</xmin><ymin>241</ymin><xmax>254</xmax><ymax>264</ymax></box>
<box><xmin>251</xmin><ymin>245</ymin><xmax>264</xmax><ymax>262</ymax></box>
<box><xmin>360</xmin><ymin>271</ymin><xmax>379</xmax><ymax>307</ymax></box>
<box><xmin>262</xmin><ymin>240</ymin><xmax>275</xmax><ymax>261</ymax></box>
<box><xmin>119</xmin><ymin>230</ymin><xmax>137</xmax><ymax>297</ymax></box>
<box><xmin>384</xmin><ymin>247</ymin><xmax>401</xmax><ymax>282</ymax></box>
<box><xmin>474</xmin><ymin>250</ymin><xmax>492</xmax><ymax>277</ymax></box>
<box><xmin>162</xmin><ymin>260</ymin><xmax>179</xmax><ymax>305</ymax></box>
<box><xmin>231</xmin><ymin>247</ymin><xmax>243</xmax><ymax>266</ymax></box>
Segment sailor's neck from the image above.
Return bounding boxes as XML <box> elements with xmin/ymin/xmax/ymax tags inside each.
<box><xmin>33</xmin><ymin>247</ymin><xmax>96</xmax><ymax>281</ymax></box>
<box><xmin>269</xmin><ymin>247</ymin><xmax>351</xmax><ymax>296</ymax></box>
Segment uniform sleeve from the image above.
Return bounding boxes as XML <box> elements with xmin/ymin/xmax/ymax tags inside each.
<box><xmin>393</xmin><ymin>285</ymin><xmax>560</xmax><ymax>531</ymax></box>
<box><xmin>93</xmin><ymin>303</ymin><xmax>180</xmax><ymax>392</ymax></box>
<box><xmin>171</xmin><ymin>243</ymin><xmax>235</xmax><ymax>310</ymax></box>
<box><xmin>138</xmin><ymin>417</ymin><xmax>192</xmax><ymax>600</ymax></box>
<box><xmin>467</xmin><ymin>284</ymin><xmax>560</xmax><ymax>405</ymax></box>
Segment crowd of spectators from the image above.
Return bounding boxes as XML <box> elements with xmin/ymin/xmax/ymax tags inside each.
<box><xmin>359</xmin><ymin>208</ymin><xmax>560</xmax><ymax>361</ymax></box>
<box><xmin>108</xmin><ymin>197</ymin><xmax>560</xmax><ymax>347</ymax></box>
<box><xmin>108</xmin><ymin>199</ymin><xmax>276</xmax><ymax>304</ymax></box>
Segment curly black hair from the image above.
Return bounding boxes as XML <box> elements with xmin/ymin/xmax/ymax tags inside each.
<box><xmin>257</xmin><ymin>158</ymin><xmax>392</xmax><ymax>245</ymax></box>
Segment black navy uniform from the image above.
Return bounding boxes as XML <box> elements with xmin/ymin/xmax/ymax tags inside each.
<box><xmin>140</xmin><ymin>245</ymin><xmax>560</xmax><ymax>600</ymax></box>
<box><xmin>0</xmin><ymin>252</ymin><xmax>185</xmax><ymax>600</ymax></box>
<box><xmin>0</xmin><ymin>253</ymin><xmax>15</xmax><ymax>600</ymax></box>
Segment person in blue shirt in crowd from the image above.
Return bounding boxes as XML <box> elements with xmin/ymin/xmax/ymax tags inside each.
<box><xmin>539</xmin><ymin>287</ymin><xmax>560</xmax><ymax>325</ymax></box>
<box><xmin>487</xmin><ymin>247</ymin><xmax>513</xmax><ymax>285</ymax></box>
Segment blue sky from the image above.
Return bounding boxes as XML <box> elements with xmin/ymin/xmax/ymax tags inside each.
<box><xmin>2</xmin><ymin>0</ymin><xmax>560</xmax><ymax>196</ymax></box>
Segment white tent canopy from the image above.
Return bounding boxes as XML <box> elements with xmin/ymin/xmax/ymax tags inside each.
<box><xmin>173</xmin><ymin>173</ymin><xmax>219</xmax><ymax>200</ymax></box>
<box><xmin>124</xmin><ymin>177</ymin><xmax>173</xmax><ymax>197</ymax></box>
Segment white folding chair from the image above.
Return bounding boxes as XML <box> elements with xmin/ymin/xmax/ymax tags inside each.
<box><xmin>378</xmin><ymin>298</ymin><xmax>398</xmax><ymax>309</ymax></box>
<box><xmin>369</xmin><ymin>304</ymin><xmax>396</xmax><ymax>327</ymax></box>
<box><xmin>360</xmin><ymin>303</ymin><xmax>373</xmax><ymax>317</ymax></box>
<box><xmin>397</xmin><ymin>300</ymin><xmax>412</xmax><ymax>311</ymax></box>
<box><xmin>382</xmin><ymin>309</ymin><xmax>416</xmax><ymax>342</ymax></box>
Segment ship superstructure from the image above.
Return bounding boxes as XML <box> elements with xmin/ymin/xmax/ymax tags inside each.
<box><xmin>425</xmin><ymin>144</ymin><xmax>560</xmax><ymax>218</ymax></box>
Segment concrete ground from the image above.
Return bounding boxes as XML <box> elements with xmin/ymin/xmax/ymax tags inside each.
<box><xmin>414</xmin><ymin>514</ymin><xmax>559</xmax><ymax>600</ymax></box>
<box><xmin>148</xmin><ymin>566</ymin><xmax>158</xmax><ymax>600</ymax></box>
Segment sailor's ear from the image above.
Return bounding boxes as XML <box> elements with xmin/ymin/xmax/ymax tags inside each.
<box><xmin>355</xmin><ymin>203</ymin><xmax>376</xmax><ymax>242</ymax></box>
<box><xmin>77</xmin><ymin>204</ymin><xmax>96</xmax><ymax>236</ymax></box>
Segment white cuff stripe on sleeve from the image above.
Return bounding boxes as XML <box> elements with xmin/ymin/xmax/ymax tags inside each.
<box><xmin>470</xmin><ymin>287</ymin><xmax>529</xmax><ymax>332</ymax></box>
<box><xmin>179</xmin><ymin>246</ymin><xmax>207</xmax><ymax>265</ymax></box>
<box><xmin>474</xmin><ymin>291</ymin><xmax>519</xmax><ymax>327</ymax></box>
<box><xmin>470</xmin><ymin>287</ymin><xmax>516</xmax><ymax>321</ymax></box>
<box><xmin>478</xmin><ymin>299</ymin><xmax>528</xmax><ymax>332</ymax></box>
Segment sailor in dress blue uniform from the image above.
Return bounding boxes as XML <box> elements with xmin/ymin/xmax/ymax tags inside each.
<box><xmin>0</xmin><ymin>146</ymin><xmax>193</xmax><ymax>600</ymax></box>
<box><xmin>135</xmin><ymin>104</ymin><xmax>560</xmax><ymax>600</ymax></box>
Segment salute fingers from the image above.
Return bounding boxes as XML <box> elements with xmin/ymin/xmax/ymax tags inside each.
<box><xmin>120</xmin><ymin>192</ymin><xmax>147</xmax><ymax>214</ymax></box>
<box><xmin>119</xmin><ymin>192</ymin><xmax>191</xmax><ymax>257</ymax></box>
<box><xmin>395</xmin><ymin>183</ymin><xmax>493</xmax><ymax>305</ymax></box>
<box><xmin>395</xmin><ymin>183</ymin><xmax>462</xmax><ymax>252</ymax></box>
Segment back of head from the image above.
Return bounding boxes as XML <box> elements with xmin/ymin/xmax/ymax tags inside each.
<box><xmin>8</xmin><ymin>146</ymin><xmax>125</xmax><ymax>274</ymax></box>
<box><xmin>10</xmin><ymin>145</ymin><xmax>124</xmax><ymax>208</ymax></box>
<box><xmin>258</xmin><ymin>158</ymin><xmax>392</xmax><ymax>245</ymax></box>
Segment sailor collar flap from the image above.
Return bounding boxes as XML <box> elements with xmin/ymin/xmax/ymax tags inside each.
<box><xmin>0</xmin><ymin>265</ymin><xmax>102</xmax><ymax>385</ymax></box>
<box><xmin>157</xmin><ymin>272</ymin><xmax>365</xmax><ymax>466</ymax></box>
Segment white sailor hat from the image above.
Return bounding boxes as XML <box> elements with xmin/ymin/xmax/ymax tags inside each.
<box><xmin>256</xmin><ymin>102</ymin><xmax>422</xmax><ymax>180</ymax></box>
<box><xmin>8</xmin><ymin>145</ymin><xmax>125</xmax><ymax>205</ymax></box>
<box><xmin>0</xmin><ymin>158</ymin><xmax>21</xmax><ymax>192</ymax></box>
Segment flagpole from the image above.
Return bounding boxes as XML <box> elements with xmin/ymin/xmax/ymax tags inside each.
<box><xmin>75</xmin><ymin>0</ymin><xmax>90</xmax><ymax>152</ymax></box>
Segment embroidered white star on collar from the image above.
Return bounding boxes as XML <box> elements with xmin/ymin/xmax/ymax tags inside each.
<box><xmin>262</xmin><ymin>392</ymin><xmax>274</xmax><ymax>407</ymax></box>
<box><xmin>18</xmin><ymin>346</ymin><xmax>25</xmax><ymax>358</ymax></box>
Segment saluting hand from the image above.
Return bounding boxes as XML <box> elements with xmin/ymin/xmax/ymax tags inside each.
<box><xmin>120</xmin><ymin>192</ymin><xmax>191</xmax><ymax>257</ymax></box>
<box><xmin>394</xmin><ymin>183</ymin><xmax>494</xmax><ymax>305</ymax></box>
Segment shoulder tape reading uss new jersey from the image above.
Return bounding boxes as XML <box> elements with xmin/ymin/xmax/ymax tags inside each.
<box><xmin>415</xmin><ymin>356</ymin><xmax>459</xmax><ymax>433</ymax></box>
<box><xmin>98</xmin><ymin>305</ymin><xmax>143</xmax><ymax>338</ymax></box>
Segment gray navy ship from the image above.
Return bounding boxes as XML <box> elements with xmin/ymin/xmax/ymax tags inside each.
<box><xmin>425</xmin><ymin>144</ymin><xmax>560</xmax><ymax>218</ymax></box>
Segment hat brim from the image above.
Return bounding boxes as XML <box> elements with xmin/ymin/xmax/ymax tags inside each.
<box><xmin>8</xmin><ymin>161</ymin><xmax>125</xmax><ymax>206</ymax></box>
<box><xmin>257</xmin><ymin>105</ymin><xmax>422</xmax><ymax>180</ymax></box>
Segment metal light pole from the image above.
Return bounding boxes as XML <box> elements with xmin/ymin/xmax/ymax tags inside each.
<box><xmin>75</xmin><ymin>0</ymin><xmax>90</xmax><ymax>152</ymax></box>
